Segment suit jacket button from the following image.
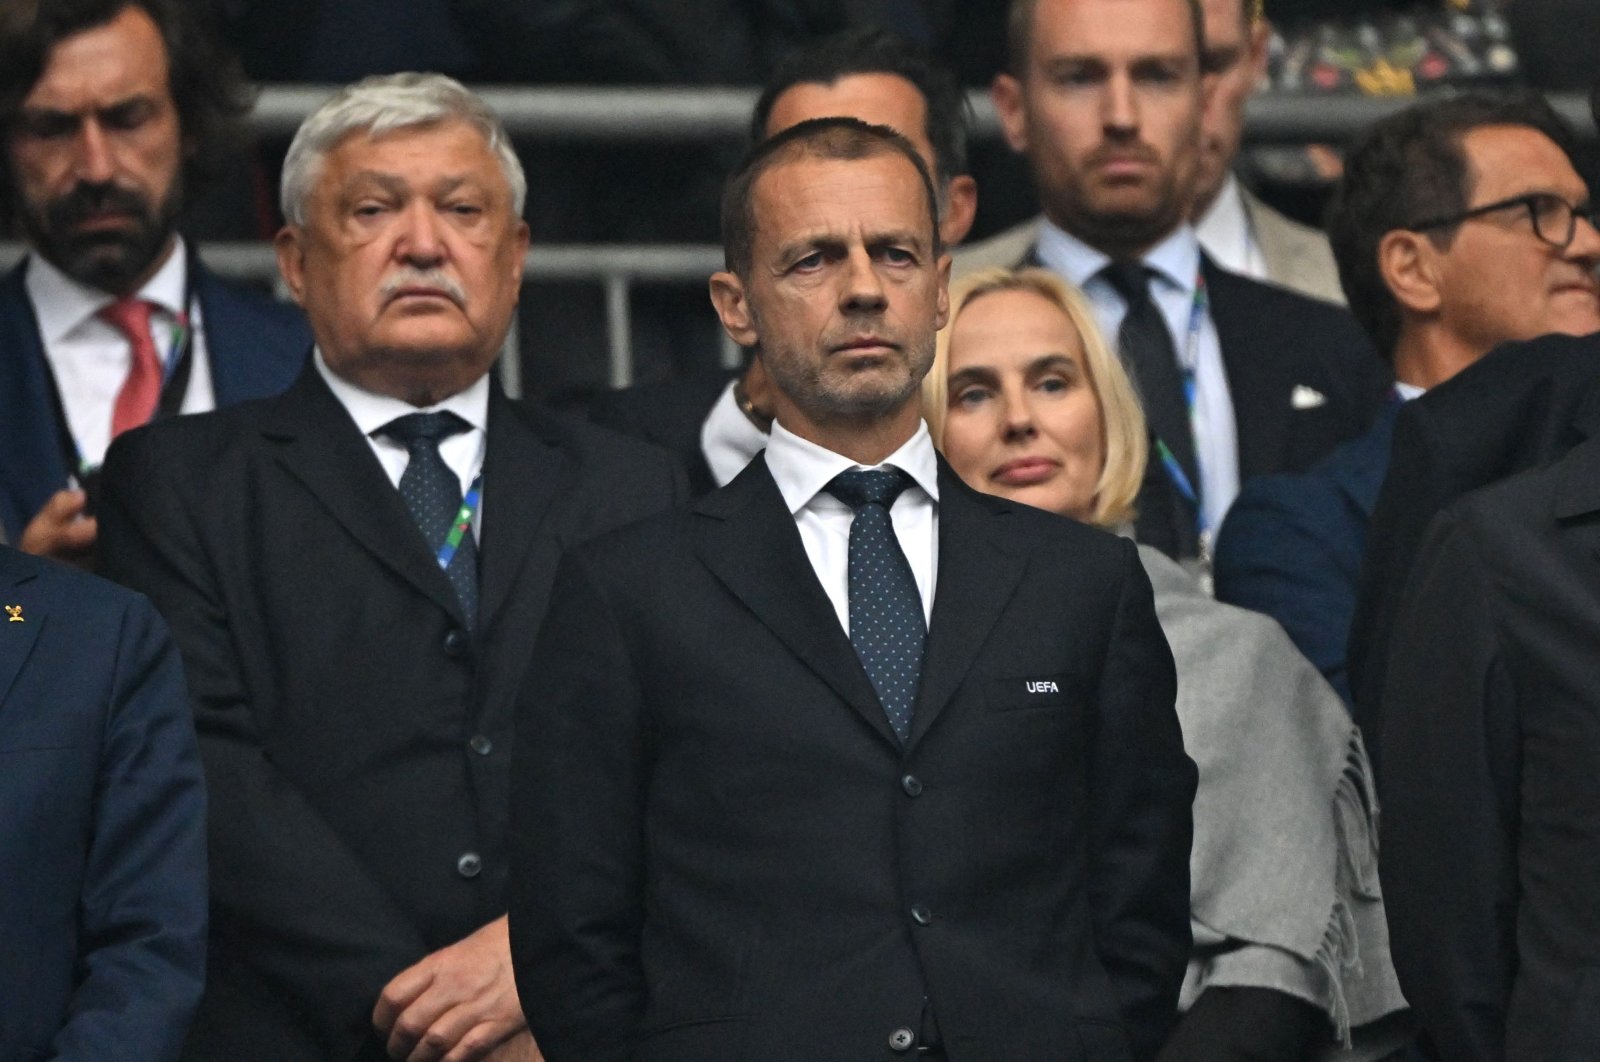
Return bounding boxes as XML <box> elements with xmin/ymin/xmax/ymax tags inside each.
<box><xmin>456</xmin><ymin>851</ymin><xmax>482</xmax><ymax>879</ymax></box>
<box><xmin>468</xmin><ymin>734</ymin><xmax>493</xmax><ymax>756</ymax></box>
<box><xmin>443</xmin><ymin>629</ymin><xmax>468</xmax><ymax>657</ymax></box>
<box><xmin>900</xmin><ymin>773</ymin><xmax>923</xmax><ymax>797</ymax></box>
<box><xmin>888</xmin><ymin>1027</ymin><xmax>916</xmax><ymax>1052</ymax></box>
<box><xmin>911</xmin><ymin>905</ymin><xmax>933</xmax><ymax>926</ymax></box>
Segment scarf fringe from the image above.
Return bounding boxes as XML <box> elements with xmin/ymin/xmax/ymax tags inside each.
<box><xmin>1316</xmin><ymin>729</ymin><xmax>1383</xmax><ymax>1048</ymax></box>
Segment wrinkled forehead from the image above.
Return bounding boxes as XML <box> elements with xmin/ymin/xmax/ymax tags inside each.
<box><xmin>750</xmin><ymin>149</ymin><xmax>937</xmax><ymax>249</ymax></box>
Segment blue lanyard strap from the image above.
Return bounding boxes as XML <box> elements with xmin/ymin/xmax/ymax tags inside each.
<box><xmin>1153</xmin><ymin>272</ymin><xmax>1209</xmax><ymax>531</ymax></box>
<box><xmin>436</xmin><ymin>474</ymin><xmax>483</xmax><ymax>570</ymax></box>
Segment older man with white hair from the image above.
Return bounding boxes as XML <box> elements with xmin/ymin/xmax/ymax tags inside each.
<box><xmin>97</xmin><ymin>73</ymin><xmax>684</xmax><ymax>1062</ymax></box>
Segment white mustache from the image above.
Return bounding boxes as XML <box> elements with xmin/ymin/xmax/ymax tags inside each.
<box><xmin>380</xmin><ymin>269</ymin><xmax>466</xmax><ymax>306</ymax></box>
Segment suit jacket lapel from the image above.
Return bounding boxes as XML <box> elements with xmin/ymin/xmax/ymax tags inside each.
<box><xmin>265</xmin><ymin>367</ymin><xmax>468</xmax><ymax>627</ymax></box>
<box><xmin>476</xmin><ymin>389</ymin><xmax>569</xmax><ymax>635</ymax></box>
<box><xmin>1204</xmin><ymin>256</ymin><xmax>1287</xmax><ymax>479</ymax></box>
<box><xmin>0</xmin><ymin>560</ymin><xmax>43</xmax><ymax>708</ymax></box>
<box><xmin>693</xmin><ymin>456</ymin><xmax>897</xmax><ymax>748</ymax></box>
<box><xmin>0</xmin><ymin>262</ymin><xmax>73</xmax><ymax>538</ymax></box>
<box><xmin>908</xmin><ymin>467</ymin><xmax>1027</xmax><ymax>749</ymax></box>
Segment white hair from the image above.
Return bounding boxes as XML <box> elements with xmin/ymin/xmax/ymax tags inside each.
<box><xmin>279</xmin><ymin>72</ymin><xmax>527</xmax><ymax>225</ymax></box>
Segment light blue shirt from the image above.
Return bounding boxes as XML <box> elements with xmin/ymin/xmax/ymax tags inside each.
<box><xmin>1033</xmin><ymin>221</ymin><xmax>1241</xmax><ymax>536</ymax></box>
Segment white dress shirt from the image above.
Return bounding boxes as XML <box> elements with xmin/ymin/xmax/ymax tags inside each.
<box><xmin>26</xmin><ymin>237</ymin><xmax>215</xmax><ymax>470</ymax></box>
<box><xmin>314</xmin><ymin>350</ymin><xmax>489</xmax><ymax>539</ymax></box>
<box><xmin>700</xmin><ymin>377</ymin><xmax>771</xmax><ymax>487</ymax></box>
<box><xmin>1194</xmin><ymin>174</ymin><xmax>1268</xmax><ymax>282</ymax></box>
<box><xmin>763</xmin><ymin>418</ymin><xmax>939</xmax><ymax>634</ymax></box>
<box><xmin>1034</xmin><ymin>219</ymin><xmax>1241</xmax><ymax>534</ymax></box>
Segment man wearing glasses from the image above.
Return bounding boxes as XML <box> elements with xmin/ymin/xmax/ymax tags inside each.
<box><xmin>1212</xmin><ymin>91</ymin><xmax>1600</xmax><ymax>713</ymax></box>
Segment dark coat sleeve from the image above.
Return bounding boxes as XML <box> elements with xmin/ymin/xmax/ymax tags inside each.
<box><xmin>1090</xmin><ymin>539</ymin><xmax>1196</xmax><ymax>1061</ymax></box>
<box><xmin>1378</xmin><ymin>506</ymin><xmax>1517</xmax><ymax>1062</ymax></box>
<box><xmin>96</xmin><ymin>429</ymin><xmax>430</xmax><ymax>1059</ymax></box>
<box><xmin>1214</xmin><ymin>473</ymin><xmax>1362</xmax><ymax>706</ymax></box>
<box><xmin>51</xmin><ymin>593</ymin><xmax>208</xmax><ymax>1062</ymax></box>
<box><xmin>508</xmin><ymin>550</ymin><xmax>648</xmax><ymax>1062</ymax></box>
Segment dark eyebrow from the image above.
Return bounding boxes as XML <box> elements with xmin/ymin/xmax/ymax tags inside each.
<box><xmin>1202</xmin><ymin>45</ymin><xmax>1244</xmax><ymax>74</ymax></box>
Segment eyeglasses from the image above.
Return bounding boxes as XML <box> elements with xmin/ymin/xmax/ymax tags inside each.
<box><xmin>1409</xmin><ymin>192</ymin><xmax>1600</xmax><ymax>251</ymax></box>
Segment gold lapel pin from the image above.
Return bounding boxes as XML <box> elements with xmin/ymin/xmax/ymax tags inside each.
<box><xmin>5</xmin><ymin>605</ymin><xmax>22</xmax><ymax>623</ymax></box>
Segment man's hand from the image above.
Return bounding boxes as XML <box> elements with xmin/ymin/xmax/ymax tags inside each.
<box><xmin>19</xmin><ymin>490</ymin><xmax>97</xmax><ymax>565</ymax></box>
<box><xmin>374</xmin><ymin>916</ymin><xmax>527</xmax><ymax>1062</ymax></box>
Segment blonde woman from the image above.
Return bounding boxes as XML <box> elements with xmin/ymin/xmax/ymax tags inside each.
<box><xmin>925</xmin><ymin>268</ymin><xmax>1410</xmax><ymax>1061</ymax></box>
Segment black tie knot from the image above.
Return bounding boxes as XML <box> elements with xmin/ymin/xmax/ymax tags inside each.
<box><xmin>1101</xmin><ymin>260</ymin><xmax>1155</xmax><ymax>307</ymax></box>
<box><xmin>380</xmin><ymin>410</ymin><xmax>471</xmax><ymax>452</ymax></box>
<box><xmin>826</xmin><ymin>467</ymin><xmax>914</xmax><ymax>512</ymax></box>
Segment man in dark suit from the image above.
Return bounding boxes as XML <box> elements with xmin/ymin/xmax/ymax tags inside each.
<box><xmin>1213</xmin><ymin>92</ymin><xmax>1600</xmax><ymax>708</ymax></box>
<box><xmin>587</xmin><ymin>28</ymin><xmax>979</xmax><ymax>496</ymax></box>
<box><xmin>0</xmin><ymin>0</ymin><xmax>309</xmax><ymax>558</ymax></box>
<box><xmin>0</xmin><ymin>543</ymin><xmax>207</xmax><ymax>1061</ymax></box>
<box><xmin>1379</xmin><ymin>419</ymin><xmax>1600</xmax><ymax>1061</ymax></box>
<box><xmin>98</xmin><ymin>73</ymin><xmax>684</xmax><ymax>1062</ymax></box>
<box><xmin>508</xmin><ymin>118</ymin><xmax>1196</xmax><ymax>1062</ymax></box>
<box><xmin>962</xmin><ymin>0</ymin><xmax>1389</xmax><ymax>560</ymax></box>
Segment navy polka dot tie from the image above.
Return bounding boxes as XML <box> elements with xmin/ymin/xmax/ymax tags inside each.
<box><xmin>381</xmin><ymin>411</ymin><xmax>479</xmax><ymax>631</ymax></box>
<box><xmin>826</xmin><ymin>468</ymin><xmax>926</xmax><ymax>743</ymax></box>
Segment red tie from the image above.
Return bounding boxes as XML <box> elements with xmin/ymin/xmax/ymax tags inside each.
<box><xmin>100</xmin><ymin>298</ymin><xmax>162</xmax><ymax>438</ymax></box>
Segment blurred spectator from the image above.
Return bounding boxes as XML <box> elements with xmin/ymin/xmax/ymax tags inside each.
<box><xmin>1193</xmin><ymin>0</ymin><xmax>1344</xmax><ymax>304</ymax></box>
<box><xmin>1214</xmin><ymin>91</ymin><xmax>1600</xmax><ymax>709</ymax></box>
<box><xmin>961</xmin><ymin>0</ymin><xmax>1387</xmax><ymax>563</ymax></box>
<box><xmin>0</xmin><ymin>0</ymin><xmax>308</xmax><ymax>562</ymax></box>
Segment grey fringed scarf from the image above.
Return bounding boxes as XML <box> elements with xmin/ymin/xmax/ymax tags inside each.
<box><xmin>1137</xmin><ymin>545</ymin><xmax>1409</xmax><ymax>1053</ymax></box>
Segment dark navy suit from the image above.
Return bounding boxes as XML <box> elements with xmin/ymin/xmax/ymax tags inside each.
<box><xmin>0</xmin><ymin>256</ymin><xmax>310</xmax><ymax>541</ymax></box>
<box><xmin>1213</xmin><ymin>402</ymin><xmax>1400</xmax><ymax>706</ymax></box>
<box><xmin>0</xmin><ymin>544</ymin><xmax>206</xmax><ymax>1061</ymax></box>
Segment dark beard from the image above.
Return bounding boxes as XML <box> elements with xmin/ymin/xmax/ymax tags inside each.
<box><xmin>22</xmin><ymin>178</ymin><xmax>181</xmax><ymax>295</ymax></box>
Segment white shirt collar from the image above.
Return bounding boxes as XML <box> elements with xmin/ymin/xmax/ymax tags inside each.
<box><xmin>313</xmin><ymin>347</ymin><xmax>490</xmax><ymax>438</ymax></box>
<box><xmin>1394</xmin><ymin>381</ymin><xmax>1425</xmax><ymax>402</ymax></box>
<box><xmin>1193</xmin><ymin>174</ymin><xmax>1258</xmax><ymax>277</ymax></box>
<box><xmin>25</xmin><ymin>236</ymin><xmax>188</xmax><ymax>344</ymax></box>
<box><xmin>765</xmin><ymin>418</ymin><xmax>940</xmax><ymax>515</ymax></box>
<box><xmin>1035</xmin><ymin>218</ymin><xmax>1201</xmax><ymax>296</ymax></box>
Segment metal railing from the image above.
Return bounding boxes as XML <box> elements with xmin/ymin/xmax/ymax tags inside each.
<box><xmin>8</xmin><ymin>86</ymin><xmax>1591</xmax><ymax>393</ymax></box>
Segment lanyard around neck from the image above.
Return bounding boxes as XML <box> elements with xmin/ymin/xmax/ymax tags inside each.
<box><xmin>1150</xmin><ymin>270</ymin><xmax>1209</xmax><ymax>532</ymax></box>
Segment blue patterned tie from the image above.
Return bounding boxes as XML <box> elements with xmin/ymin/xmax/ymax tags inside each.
<box><xmin>826</xmin><ymin>468</ymin><xmax>926</xmax><ymax>743</ymax></box>
<box><xmin>381</xmin><ymin>411</ymin><xmax>479</xmax><ymax>631</ymax></box>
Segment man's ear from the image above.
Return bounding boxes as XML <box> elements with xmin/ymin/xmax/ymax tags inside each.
<box><xmin>510</xmin><ymin>221</ymin><xmax>531</xmax><ymax>283</ymax></box>
<box><xmin>934</xmin><ymin>252</ymin><xmax>952</xmax><ymax>331</ymax></box>
<box><xmin>941</xmin><ymin>175</ymin><xmax>979</xmax><ymax>247</ymax></box>
<box><xmin>991</xmin><ymin>73</ymin><xmax>1029</xmax><ymax>155</ymax></box>
<box><xmin>1378</xmin><ymin>229</ymin><xmax>1443</xmax><ymax>317</ymax></box>
<box><xmin>1247</xmin><ymin>18</ymin><xmax>1272</xmax><ymax>85</ymax></box>
<box><xmin>274</xmin><ymin>226</ymin><xmax>308</xmax><ymax>306</ymax></box>
<box><xmin>709</xmin><ymin>271</ymin><xmax>759</xmax><ymax>348</ymax></box>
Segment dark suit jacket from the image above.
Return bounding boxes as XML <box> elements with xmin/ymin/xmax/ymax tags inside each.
<box><xmin>0</xmin><ymin>255</ymin><xmax>311</xmax><ymax>541</ymax></box>
<box><xmin>1380</xmin><ymin>434</ymin><xmax>1600</xmax><ymax>1062</ymax></box>
<box><xmin>0</xmin><ymin>545</ymin><xmax>206</xmax><ymax>1062</ymax></box>
<box><xmin>1348</xmin><ymin>333</ymin><xmax>1600</xmax><ymax>769</ymax></box>
<box><xmin>508</xmin><ymin>456</ymin><xmax>1197</xmax><ymax>1062</ymax></box>
<box><xmin>1015</xmin><ymin>247</ymin><xmax>1390</xmax><ymax>557</ymax></box>
<box><xmin>96</xmin><ymin>366</ymin><xmax>685</xmax><ymax>1061</ymax></box>
<box><xmin>1213</xmin><ymin>401</ymin><xmax>1399</xmax><ymax>706</ymax></box>
<box><xmin>586</xmin><ymin>368</ymin><xmax>739</xmax><ymax>496</ymax></box>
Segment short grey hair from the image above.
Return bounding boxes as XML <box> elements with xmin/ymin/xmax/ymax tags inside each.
<box><xmin>279</xmin><ymin>72</ymin><xmax>527</xmax><ymax>225</ymax></box>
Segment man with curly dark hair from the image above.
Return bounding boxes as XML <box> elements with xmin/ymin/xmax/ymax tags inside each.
<box><xmin>0</xmin><ymin>0</ymin><xmax>309</xmax><ymax>563</ymax></box>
